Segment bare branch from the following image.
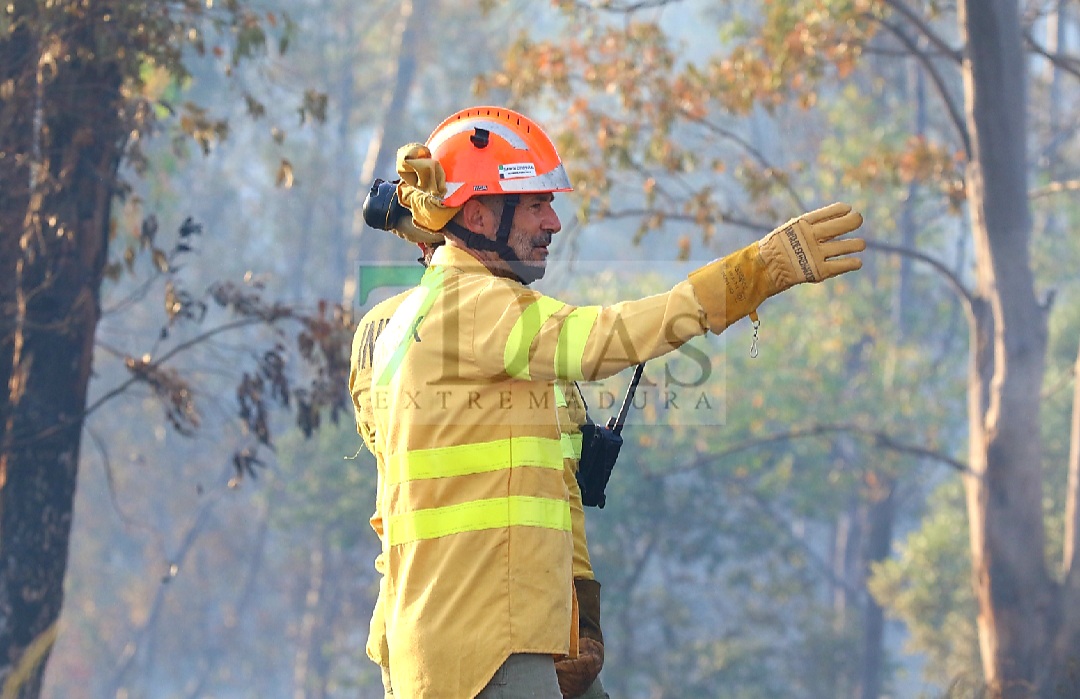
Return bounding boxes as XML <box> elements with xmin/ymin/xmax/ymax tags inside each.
<box><xmin>686</xmin><ymin>114</ymin><xmax>808</xmax><ymax>211</ymax></box>
<box><xmin>107</xmin><ymin>491</ymin><xmax>224</xmax><ymax>693</ymax></box>
<box><xmin>881</xmin><ymin>0</ymin><xmax>963</xmax><ymax>63</ymax></box>
<box><xmin>655</xmin><ymin>422</ymin><xmax>974</xmax><ymax>477</ymax></box>
<box><xmin>86</xmin><ymin>426</ymin><xmax>149</xmax><ymax>531</ymax></box>
<box><xmin>87</xmin><ymin>316</ymin><xmax>279</xmax><ymax>420</ymax></box>
<box><xmin>871</xmin><ymin>13</ymin><xmax>971</xmax><ymax>158</ymax></box>
<box><xmin>1030</xmin><ymin>178</ymin><xmax>1080</xmax><ymax>199</ymax></box>
<box><xmin>569</xmin><ymin>0</ymin><xmax>683</xmax><ymax>11</ymax></box>
<box><xmin>865</xmin><ymin>238</ymin><xmax>976</xmax><ymax>313</ymax></box>
<box><xmin>743</xmin><ymin>489</ymin><xmax>863</xmax><ymax>598</ymax></box>
<box><xmin>593</xmin><ymin>207</ymin><xmax>767</xmax><ymax>235</ymax></box>
<box><xmin>1024</xmin><ymin>28</ymin><xmax>1080</xmax><ymax>80</ymax></box>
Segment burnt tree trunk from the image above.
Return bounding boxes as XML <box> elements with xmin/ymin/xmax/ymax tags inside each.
<box><xmin>0</xmin><ymin>4</ymin><xmax>126</xmax><ymax>695</ymax></box>
<box><xmin>957</xmin><ymin>1</ymin><xmax>1073</xmax><ymax>696</ymax></box>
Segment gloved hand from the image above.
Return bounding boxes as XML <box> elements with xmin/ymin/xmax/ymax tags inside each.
<box><xmin>688</xmin><ymin>202</ymin><xmax>865</xmax><ymax>333</ymax></box>
<box><xmin>395</xmin><ymin>143</ymin><xmax>462</xmax><ymax>233</ymax></box>
<box><xmin>556</xmin><ymin>637</ymin><xmax>604</xmax><ymax>698</ymax></box>
<box><xmin>756</xmin><ymin>202</ymin><xmax>865</xmax><ymax>293</ymax></box>
<box><xmin>556</xmin><ymin>578</ymin><xmax>604</xmax><ymax>698</ymax></box>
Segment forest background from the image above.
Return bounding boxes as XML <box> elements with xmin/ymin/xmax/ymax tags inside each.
<box><xmin>2</xmin><ymin>0</ymin><xmax>1079</xmax><ymax>698</ymax></box>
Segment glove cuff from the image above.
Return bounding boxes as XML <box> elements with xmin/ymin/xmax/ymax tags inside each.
<box><xmin>687</xmin><ymin>242</ymin><xmax>776</xmax><ymax>334</ymax></box>
<box><xmin>575</xmin><ymin>577</ymin><xmax>603</xmax><ymax>645</ymax></box>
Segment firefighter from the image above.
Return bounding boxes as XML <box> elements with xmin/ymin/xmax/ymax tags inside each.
<box><xmin>350</xmin><ymin>234</ymin><xmax>608</xmax><ymax>699</ymax></box>
<box><xmin>364</xmin><ymin>106</ymin><xmax>864</xmax><ymax>698</ymax></box>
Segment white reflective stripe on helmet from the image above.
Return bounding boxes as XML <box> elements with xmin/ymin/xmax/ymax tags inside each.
<box><xmin>498</xmin><ymin>163</ymin><xmax>572</xmax><ymax>194</ymax></box>
<box><xmin>427</xmin><ymin>118</ymin><xmax>529</xmax><ymax>153</ymax></box>
<box><xmin>444</xmin><ymin>164</ymin><xmax>572</xmax><ymax>202</ymax></box>
<box><xmin>442</xmin><ymin>182</ymin><xmax>464</xmax><ymax>202</ymax></box>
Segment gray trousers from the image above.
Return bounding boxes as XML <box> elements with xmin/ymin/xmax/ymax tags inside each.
<box><xmin>577</xmin><ymin>678</ymin><xmax>610</xmax><ymax>699</ymax></box>
<box><xmin>382</xmin><ymin>654</ymin><xmax>609</xmax><ymax>698</ymax></box>
<box><xmin>474</xmin><ymin>653</ymin><xmax>560</xmax><ymax>698</ymax></box>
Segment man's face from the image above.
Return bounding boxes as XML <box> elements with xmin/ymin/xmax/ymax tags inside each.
<box><xmin>505</xmin><ymin>193</ymin><xmax>561</xmax><ymax>280</ymax></box>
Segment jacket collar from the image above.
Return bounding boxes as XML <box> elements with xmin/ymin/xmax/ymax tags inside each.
<box><xmin>430</xmin><ymin>243</ymin><xmax>496</xmax><ymax>277</ymax></box>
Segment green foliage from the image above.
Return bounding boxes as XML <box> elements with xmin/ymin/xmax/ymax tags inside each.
<box><xmin>868</xmin><ymin>480</ymin><xmax>981</xmax><ymax>689</ymax></box>
<box><xmin>271</xmin><ymin>418</ymin><xmax>378</xmax><ymax>551</ymax></box>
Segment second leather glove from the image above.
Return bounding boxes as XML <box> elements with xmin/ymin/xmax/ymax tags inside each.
<box><xmin>555</xmin><ymin>578</ymin><xmax>604</xmax><ymax>698</ymax></box>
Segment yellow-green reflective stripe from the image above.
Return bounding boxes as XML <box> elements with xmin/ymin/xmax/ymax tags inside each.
<box><xmin>552</xmin><ymin>385</ymin><xmax>578</xmax><ymax>459</ymax></box>
<box><xmin>504</xmin><ymin>297</ymin><xmax>565</xmax><ymax>379</ymax></box>
<box><xmin>555</xmin><ymin>306</ymin><xmax>600</xmax><ymax>380</ymax></box>
<box><xmin>560</xmin><ymin>433</ymin><xmax>576</xmax><ymax>460</ymax></box>
<box><xmin>387</xmin><ymin>496</ymin><xmax>572</xmax><ymax>546</ymax></box>
<box><xmin>376</xmin><ymin>267</ymin><xmax>446</xmax><ymax>387</ymax></box>
<box><xmin>553</xmin><ymin>383</ymin><xmax>567</xmax><ymax>407</ymax></box>
<box><xmin>387</xmin><ymin>436</ymin><xmax>564</xmax><ymax>485</ymax></box>
<box><xmin>569</xmin><ymin>432</ymin><xmax>583</xmax><ymax>460</ymax></box>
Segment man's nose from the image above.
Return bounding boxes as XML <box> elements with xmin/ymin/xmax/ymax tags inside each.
<box><xmin>543</xmin><ymin>205</ymin><xmax>562</xmax><ymax>234</ymax></box>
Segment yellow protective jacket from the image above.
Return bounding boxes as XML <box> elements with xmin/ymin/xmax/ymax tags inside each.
<box><xmin>362</xmin><ymin>243</ymin><xmax>739</xmax><ymax>699</ymax></box>
<box><xmin>348</xmin><ymin>287</ymin><xmax>597</xmax><ymax>685</ymax></box>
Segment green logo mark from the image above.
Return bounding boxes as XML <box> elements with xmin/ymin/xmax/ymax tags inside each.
<box><xmin>357</xmin><ymin>264</ymin><xmax>424</xmax><ymax>305</ymax></box>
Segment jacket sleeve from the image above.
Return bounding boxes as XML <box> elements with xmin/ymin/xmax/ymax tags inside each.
<box><xmin>469</xmin><ymin>278</ymin><xmax>709</xmax><ymax>382</ymax></box>
<box><xmin>349</xmin><ymin>316</ymin><xmax>380</xmax><ymax>454</ymax></box>
<box><xmin>350</xmin><ymin>300</ymin><xmax>403</xmax><ymax>668</ymax></box>
<box><xmin>351</xmin><ymin>292</ymin><xmax>414</xmax><ymax>453</ymax></box>
<box><xmin>364</xmin><ymin>472</ymin><xmax>391</xmax><ymax>667</ymax></box>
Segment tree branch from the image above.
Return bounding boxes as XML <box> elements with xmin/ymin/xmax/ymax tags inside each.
<box><xmin>9</xmin><ymin>314</ymin><xmax>287</xmax><ymax>452</ymax></box>
<box><xmin>685</xmin><ymin>113</ymin><xmax>808</xmax><ymax>211</ymax></box>
<box><xmin>881</xmin><ymin>0</ymin><xmax>963</xmax><ymax>63</ymax></box>
<box><xmin>1030</xmin><ymin>178</ymin><xmax>1080</xmax><ymax>199</ymax></box>
<box><xmin>593</xmin><ymin>207</ymin><xmax>767</xmax><ymax>235</ymax></box>
<box><xmin>86</xmin><ymin>426</ymin><xmax>150</xmax><ymax>532</ymax></box>
<box><xmin>570</xmin><ymin>0</ymin><xmax>683</xmax><ymax>11</ymax></box>
<box><xmin>107</xmin><ymin>489</ymin><xmax>223</xmax><ymax>693</ymax></box>
<box><xmin>1024</xmin><ymin>28</ymin><xmax>1080</xmax><ymax>80</ymax></box>
<box><xmin>655</xmin><ymin>422</ymin><xmax>974</xmax><ymax>477</ymax></box>
<box><xmin>864</xmin><ymin>238</ymin><xmax>976</xmax><ymax>313</ymax></box>
<box><xmin>871</xmin><ymin>13</ymin><xmax>971</xmax><ymax>158</ymax></box>
<box><xmin>88</xmin><ymin>315</ymin><xmax>291</xmax><ymax>418</ymax></box>
<box><xmin>743</xmin><ymin>488</ymin><xmax>863</xmax><ymax>598</ymax></box>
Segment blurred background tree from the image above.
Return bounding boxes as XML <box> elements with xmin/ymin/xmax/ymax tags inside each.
<box><xmin>1</xmin><ymin>1</ymin><xmax>1077</xmax><ymax>698</ymax></box>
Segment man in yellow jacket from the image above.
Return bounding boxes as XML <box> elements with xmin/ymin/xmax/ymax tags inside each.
<box><xmin>363</xmin><ymin>106</ymin><xmax>864</xmax><ymax>698</ymax></box>
<box><xmin>350</xmin><ymin>237</ymin><xmax>608</xmax><ymax>698</ymax></box>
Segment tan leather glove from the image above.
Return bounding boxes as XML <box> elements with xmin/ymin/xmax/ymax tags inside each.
<box><xmin>556</xmin><ymin>578</ymin><xmax>604</xmax><ymax>698</ymax></box>
<box><xmin>688</xmin><ymin>202</ymin><xmax>865</xmax><ymax>333</ymax></box>
<box><xmin>395</xmin><ymin>143</ymin><xmax>461</xmax><ymax>233</ymax></box>
<box><xmin>757</xmin><ymin>202</ymin><xmax>865</xmax><ymax>292</ymax></box>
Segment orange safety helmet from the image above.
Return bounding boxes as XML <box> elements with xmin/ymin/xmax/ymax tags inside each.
<box><xmin>426</xmin><ymin>106</ymin><xmax>573</xmax><ymax>208</ymax></box>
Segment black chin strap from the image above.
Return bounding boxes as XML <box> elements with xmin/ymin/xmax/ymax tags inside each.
<box><xmin>443</xmin><ymin>195</ymin><xmax>544</xmax><ymax>285</ymax></box>
<box><xmin>494</xmin><ymin>194</ymin><xmax>518</xmax><ymax>245</ymax></box>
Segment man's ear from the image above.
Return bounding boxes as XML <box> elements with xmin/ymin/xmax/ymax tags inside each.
<box><xmin>459</xmin><ymin>199</ymin><xmax>495</xmax><ymax>239</ymax></box>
